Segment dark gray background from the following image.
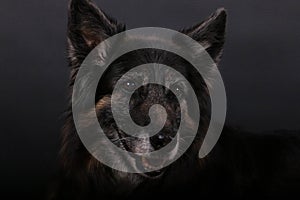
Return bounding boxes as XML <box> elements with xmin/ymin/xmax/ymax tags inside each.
<box><xmin>0</xmin><ymin>0</ymin><xmax>299</xmax><ymax>198</ymax></box>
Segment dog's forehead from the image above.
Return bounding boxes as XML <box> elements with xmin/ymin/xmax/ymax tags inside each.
<box><xmin>126</xmin><ymin>35</ymin><xmax>179</xmax><ymax>48</ymax></box>
<box><xmin>125</xmin><ymin>65</ymin><xmax>183</xmax><ymax>85</ymax></box>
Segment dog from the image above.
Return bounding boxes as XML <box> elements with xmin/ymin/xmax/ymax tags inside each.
<box><xmin>49</xmin><ymin>0</ymin><xmax>300</xmax><ymax>199</ymax></box>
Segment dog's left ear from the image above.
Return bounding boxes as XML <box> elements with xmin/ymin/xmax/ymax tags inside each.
<box><xmin>181</xmin><ymin>8</ymin><xmax>227</xmax><ymax>63</ymax></box>
<box><xmin>68</xmin><ymin>0</ymin><xmax>125</xmax><ymax>58</ymax></box>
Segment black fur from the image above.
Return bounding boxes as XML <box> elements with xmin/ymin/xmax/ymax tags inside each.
<box><xmin>48</xmin><ymin>0</ymin><xmax>300</xmax><ymax>199</ymax></box>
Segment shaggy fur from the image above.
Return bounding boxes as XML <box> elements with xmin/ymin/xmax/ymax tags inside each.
<box><xmin>48</xmin><ymin>0</ymin><xmax>300</xmax><ymax>199</ymax></box>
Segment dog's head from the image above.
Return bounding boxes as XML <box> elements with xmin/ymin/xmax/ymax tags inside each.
<box><xmin>67</xmin><ymin>0</ymin><xmax>226</xmax><ymax>180</ymax></box>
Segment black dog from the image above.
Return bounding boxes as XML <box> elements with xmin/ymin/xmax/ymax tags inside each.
<box><xmin>49</xmin><ymin>0</ymin><xmax>300</xmax><ymax>199</ymax></box>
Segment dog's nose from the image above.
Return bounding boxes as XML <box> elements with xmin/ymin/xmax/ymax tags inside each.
<box><xmin>158</xmin><ymin>134</ymin><xmax>165</xmax><ymax>140</ymax></box>
<box><xmin>150</xmin><ymin>133</ymin><xmax>170</xmax><ymax>150</ymax></box>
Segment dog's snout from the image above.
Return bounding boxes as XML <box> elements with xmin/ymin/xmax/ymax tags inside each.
<box><xmin>150</xmin><ymin>133</ymin><xmax>171</xmax><ymax>150</ymax></box>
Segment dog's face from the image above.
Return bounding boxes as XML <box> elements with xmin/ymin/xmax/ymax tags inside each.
<box><xmin>67</xmin><ymin>0</ymin><xmax>226</xmax><ymax>180</ymax></box>
<box><xmin>95</xmin><ymin>49</ymin><xmax>197</xmax><ymax>178</ymax></box>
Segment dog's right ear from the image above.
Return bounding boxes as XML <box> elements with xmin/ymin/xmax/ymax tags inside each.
<box><xmin>68</xmin><ymin>0</ymin><xmax>125</xmax><ymax>65</ymax></box>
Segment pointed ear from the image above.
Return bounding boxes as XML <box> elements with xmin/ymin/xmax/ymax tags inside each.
<box><xmin>181</xmin><ymin>8</ymin><xmax>227</xmax><ymax>63</ymax></box>
<box><xmin>68</xmin><ymin>0</ymin><xmax>125</xmax><ymax>59</ymax></box>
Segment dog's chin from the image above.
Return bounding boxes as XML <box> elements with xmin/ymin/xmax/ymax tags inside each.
<box><xmin>124</xmin><ymin>155</ymin><xmax>167</xmax><ymax>179</ymax></box>
<box><xmin>112</xmin><ymin>130</ymin><xmax>172</xmax><ymax>179</ymax></box>
<box><xmin>140</xmin><ymin>169</ymin><xmax>166</xmax><ymax>179</ymax></box>
<box><xmin>137</xmin><ymin>157</ymin><xmax>167</xmax><ymax>179</ymax></box>
<box><xmin>115</xmin><ymin>167</ymin><xmax>166</xmax><ymax>182</ymax></box>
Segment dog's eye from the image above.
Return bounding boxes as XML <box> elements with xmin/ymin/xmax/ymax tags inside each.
<box><xmin>170</xmin><ymin>84</ymin><xmax>184</xmax><ymax>97</ymax></box>
<box><xmin>123</xmin><ymin>80</ymin><xmax>137</xmax><ymax>92</ymax></box>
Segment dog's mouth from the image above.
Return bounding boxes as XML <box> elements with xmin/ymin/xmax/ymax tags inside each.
<box><xmin>143</xmin><ymin>170</ymin><xmax>164</xmax><ymax>178</ymax></box>
<box><xmin>137</xmin><ymin>156</ymin><xmax>166</xmax><ymax>178</ymax></box>
<box><xmin>114</xmin><ymin>128</ymin><xmax>170</xmax><ymax>178</ymax></box>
